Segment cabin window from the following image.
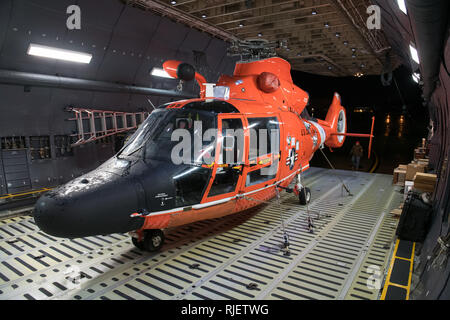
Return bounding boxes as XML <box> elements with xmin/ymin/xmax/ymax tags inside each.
<box><xmin>174</xmin><ymin>166</ymin><xmax>211</xmax><ymax>207</ymax></box>
<box><xmin>247</xmin><ymin>117</ymin><xmax>280</xmax><ymax>161</ymax></box>
<box><xmin>245</xmin><ymin>116</ymin><xmax>280</xmax><ymax>187</ymax></box>
<box><xmin>246</xmin><ymin>159</ymin><xmax>278</xmax><ymax>186</ymax></box>
<box><xmin>208</xmin><ymin>166</ymin><xmax>241</xmax><ymax>197</ymax></box>
<box><xmin>218</xmin><ymin>118</ymin><xmax>245</xmax><ymax>165</ymax></box>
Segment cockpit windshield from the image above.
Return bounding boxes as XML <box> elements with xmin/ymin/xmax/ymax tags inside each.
<box><xmin>119</xmin><ymin>106</ymin><xmax>217</xmax><ymax>165</ymax></box>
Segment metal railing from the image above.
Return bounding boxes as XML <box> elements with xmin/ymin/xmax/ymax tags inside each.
<box><xmin>67</xmin><ymin>107</ymin><xmax>150</xmax><ymax>147</ymax></box>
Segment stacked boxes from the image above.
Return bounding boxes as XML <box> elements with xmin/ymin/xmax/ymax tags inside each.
<box><xmin>413</xmin><ymin>172</ymin><xmax>437</xmax><ymax>193</ymax></box>
<box><xmin>392</xmin><ymin>138</ymin><xmax>434</xmax><ymax>196</ymax></box>
<box><xmin>414</xmin><ymin>147</ymin><xmax>427</xmax><ymax>159</ymax></box>
<box><xmin>406</xmin><ymin>163</ymin><xmax>427</xmax><ymax>181</ymax></box>
<box><xmin>393</xmin><ymin>165</ymin><xmax>407</xmax><ymax>185</ymax></box>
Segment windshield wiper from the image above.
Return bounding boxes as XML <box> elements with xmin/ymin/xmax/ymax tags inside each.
<box><xmin>126</xmin><ymin>145</ymin><xmax>145</xmax><ymax>157</ymax></box>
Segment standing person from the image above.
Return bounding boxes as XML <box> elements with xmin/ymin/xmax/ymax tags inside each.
<box><xmin>350</xmin><ymin>141</ymin><xmax>364</xmax><ymax>170</ymax></box>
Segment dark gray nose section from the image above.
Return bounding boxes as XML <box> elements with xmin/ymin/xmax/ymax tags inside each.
<box><xmin>34</xmin><ymin>171</ymin><xmax>145</xmax><ymax>238</ymax></box>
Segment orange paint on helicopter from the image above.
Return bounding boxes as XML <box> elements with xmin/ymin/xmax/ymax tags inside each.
<box><xmin>138</xmin><ymin>57</ymin><xmax>374</xmax><ymax>232</ymax></box>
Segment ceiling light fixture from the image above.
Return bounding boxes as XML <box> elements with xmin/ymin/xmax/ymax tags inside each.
<box><xmin>27</xmin><ymin>43</ymin><xmax>92</xmax><ymax>64</ymax></box>
<box><xmin>396</xmin><ymin>0</ymin><xmax>407</xmax><ymax>14</ymax></box>
<box><xmin>311</xmin><ymin>10</ymin><xmax>317</xmax><ymax>15</ymax></box>
<box><xmin>150</xmin><ymin>67</ymin><xmax>174</xmax><ymax>79</ymax></box>
<box><xmin>409</xmin><ymin>44</ymin><xmax>420</xmax><ymax>64</ymax></box>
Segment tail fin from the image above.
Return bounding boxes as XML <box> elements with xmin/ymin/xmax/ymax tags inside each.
<box><xmin>320</xmin><ymin>93</ymin><xmax>375</xmax><ymax>158</ymax></box>
<box><xmin>323</xmin><ymin>92</ymin><xmax>347</xmax><ymax>148</ymax></box>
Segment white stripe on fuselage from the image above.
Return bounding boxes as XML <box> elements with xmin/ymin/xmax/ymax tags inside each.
<box><xmin>309</xmin><ymin>121</ymin><xmax>326</xmax><ymax>146</ymax></box>
<box><xmin>145</xmin><ymin>168</ymin><xmax>306</xmax><ymax>217</ymax></box>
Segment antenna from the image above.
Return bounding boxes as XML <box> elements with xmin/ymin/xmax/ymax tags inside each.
<box><xmin>146</xmin><ymin>98</ymin><xmax>156</xmax><ymax>112</ymax></box>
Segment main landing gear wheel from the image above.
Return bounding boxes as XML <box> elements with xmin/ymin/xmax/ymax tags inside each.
<box><xmin>132</xmin><ymin>236</ymin><xmax>145</xmax><ymax>250</ymax></box>
<box><xmin>132</xmin><ymin>229</ymin><xmax>165</xmax><ymax>252</ymax></box>
<box><xmin>299</xmin><ymin>187</ymin><xmax>311</xmax><ymax>205</ymax></box>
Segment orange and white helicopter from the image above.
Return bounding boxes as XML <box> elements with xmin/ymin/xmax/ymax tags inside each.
<box><xmin>34</xmin><ymin>53</ymin><xmax>374</xmax><ymax>251</ymax></box>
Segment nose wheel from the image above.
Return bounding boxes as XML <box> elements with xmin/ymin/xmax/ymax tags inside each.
<box><xmin>298</xmin><ymin>187</ymin><xmax>311</xmax><ymax>205</ymax></box>
<box><xmin>132</xmin><ymin>229</ymin><xmax>165</xmax><ymax>252</ymax></box>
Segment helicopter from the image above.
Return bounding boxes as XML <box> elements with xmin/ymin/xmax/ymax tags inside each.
<box><xmin>34</xmin><ymin>53</ymin><xmax>374</xmax><ymax>252</ymax></box>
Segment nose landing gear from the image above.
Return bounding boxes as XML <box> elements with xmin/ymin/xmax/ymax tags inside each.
<box><xmin>131</xmin><ymin>229</ymin><xmax>165</xmax><ymax>252</ymax></box>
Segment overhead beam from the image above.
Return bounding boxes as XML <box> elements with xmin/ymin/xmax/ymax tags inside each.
<box><xmin>235</xmin><ymin>18</ymin><xmax>346</xmax><ymax>38</ymax></box>
<box><xmin>188</xmin><ymin>0</ymin><xmax>244</xmax><ymax>15</ymax></box>
<box><xmin>204</xmin><ymin>2</ymin><xmax>331</xmax><ymax>21</ymax></box>
<box><xmin>215</xmin><ymin>4</ymin><xmax>334</xmax><ymax>26</ymax></box>
<box><xmin>229</xmin><ymin>12</ymin><xmax>340</xmax><ymax>33</ymax></box>
<box><xmin>127</xmin><ymin>0</ymin><xmax>239</xmax><ymax>42</ymax></box>
<box><xmin>329</xmin><ymin>0</ymin><xmax>385</xmax><ymax>66</ymax></box>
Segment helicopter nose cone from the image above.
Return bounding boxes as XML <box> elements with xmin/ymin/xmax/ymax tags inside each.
<box><xmin>34</xmin><ymin>170</ymin><xmax>145</xmax><ymax>238</ymax></box>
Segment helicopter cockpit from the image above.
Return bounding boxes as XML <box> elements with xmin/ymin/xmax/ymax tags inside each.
<box><xmin>114</xmin><ymin>100</ymin><xmax>248</xmax><ymax>211</ymax></box>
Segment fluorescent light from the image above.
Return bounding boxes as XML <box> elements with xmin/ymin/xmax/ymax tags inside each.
<box><xmin>409</xmin><ymin>44</ymin><xmax>420</xmax><ymax>64</ymax></box>
<box><xmin>412</xmin><ymin>73</ymin><xmax>420</xmax><ymax>83</ymax></box>
<box><xmin>27</xmin><ymin>43</ymin><xmax>92</xmax><ymax>64</ymax></box>
<box><xmin>150</xmin><ymin>67</ymin><xmax>174</xmax><ymax>79</ymax></box>
<box><xmin>397</xmin><ymin>0</ymin><xmax>407</xmax><ymax>14</ymax></box>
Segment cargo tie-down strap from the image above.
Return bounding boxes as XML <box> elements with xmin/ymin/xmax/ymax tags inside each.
<box><xmin>0</xmin><ymin>187</ymin><xmax>53</xmax><ymax>201</ymax></box>
<box><xmin>381</xmin><ymin>239</ymin><xmax>415</xmax><ymax>300</ymax></box>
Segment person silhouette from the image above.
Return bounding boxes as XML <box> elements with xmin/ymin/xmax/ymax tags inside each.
<box><xmin>350</xmin><ymin>141</ymin><xmax>363</xmax><ymax>170</ymax></box>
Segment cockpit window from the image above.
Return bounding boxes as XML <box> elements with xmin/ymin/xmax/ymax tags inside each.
<box><xmin>118</xmin><ymin>104</ymin><xmax>220</xmax><ymax>165</ymax></box>
<box><xmin>119</xmin><ymin>109</ymin><xmax>167</xmax><ymax>157</ymax></box>
<box><xmin>145</xmin><ymin>108</ymin><xmax>216</xmax><ymax>164</ymax></box>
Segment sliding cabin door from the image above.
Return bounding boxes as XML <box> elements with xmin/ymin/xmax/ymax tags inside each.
<box><xmin>238</xmin><ymin>115</ymin><xmax>280</xmax><ymax>209</ymax></box>
<box><xmin>202</xmin><ymin>115</ymin><xmax>246</xmax><ymax>206</ymax></box>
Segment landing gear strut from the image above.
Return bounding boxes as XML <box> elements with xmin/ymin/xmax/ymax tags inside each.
<box><xmin>131</xmin><ymin>229</ymin><xmax>165</xmax><ymax>252</ymax></box>
<box><xmin>294</xmin><ymin>173</ymin><xmax>311</xmax><ymax>205</ymax></box>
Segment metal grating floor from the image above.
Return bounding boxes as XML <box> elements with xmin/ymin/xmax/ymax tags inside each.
<box><xmin>0</xmin><ymin>167</ymin><xmax>403</xmax><ymax>300</ymax></box>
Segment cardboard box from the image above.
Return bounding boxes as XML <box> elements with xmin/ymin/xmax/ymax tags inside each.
<box><xmin>393</xmin><ymin>168</ymin><xmax>406</xmax><ymax>185</ymax></box>
<box><xmin>406</xmin><ymin>163</ymin><xmax>426</xmax><ymax>181</ymax></box>
<box><xmin>414</xmin><ymin>147</ymin><xmax>427</xmax><ymax>160</ymax></box>
<box><xmin>413</xmin><ymin>172</ymin><xmax>437</xmax><ymax>193</ymax></box>
<box><xmin>398</xmin><ymin>164</ymin><xmax>408</xmax><ymax>170</ymax></box>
